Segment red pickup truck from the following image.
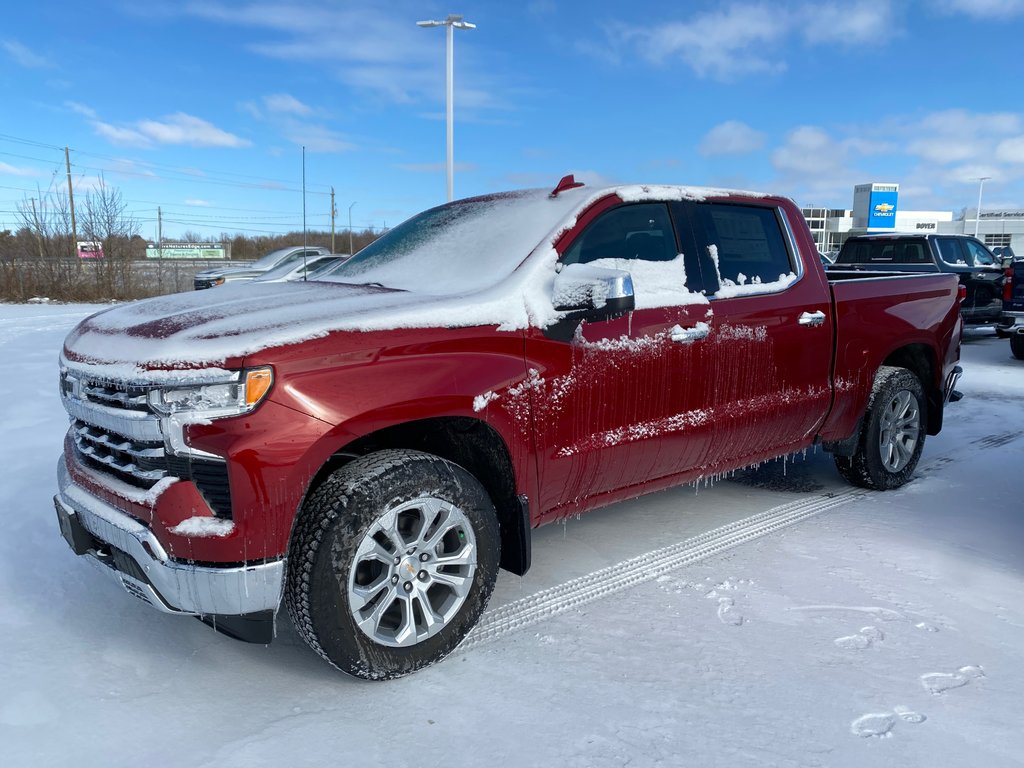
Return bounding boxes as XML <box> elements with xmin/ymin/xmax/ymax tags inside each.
<box><xmin>55</xmin><ymin>177</ymin><xmax>963</xmax><ymax>679</ymax></box>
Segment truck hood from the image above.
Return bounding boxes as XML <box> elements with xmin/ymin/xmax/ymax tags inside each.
<box><xmin>61</xmin><ymin>281</ymin><xmax>493</xmax><ymax>376</ymax></box>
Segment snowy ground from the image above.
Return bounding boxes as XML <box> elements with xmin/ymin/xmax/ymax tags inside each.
<box><xmin>2</xmin><ymin>304</ymin><xmax>1022</xmax><ymax>768</ymax></box>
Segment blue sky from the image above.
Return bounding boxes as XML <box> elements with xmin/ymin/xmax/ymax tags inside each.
<box><xmin>3</xmin><ymin>0</ymin><xmax>1024</xmax><ymax>241</ymax></box>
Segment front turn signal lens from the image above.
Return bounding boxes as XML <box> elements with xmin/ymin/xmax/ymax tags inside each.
<box><xmin>244</xmin><ymin>367</ymin><xmax>274</xmax><ymax>408</ymax></box>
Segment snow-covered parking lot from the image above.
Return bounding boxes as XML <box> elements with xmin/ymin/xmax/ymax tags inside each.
<box><xmin>2</xmin><ymin>303</ymin><xmax>1022</xmax><ymax>768</ymax></box>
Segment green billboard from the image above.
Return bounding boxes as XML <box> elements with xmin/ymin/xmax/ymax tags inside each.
<box><xmin>145</xmin><ymin>243</ymin><xmax>227</xmax><ymax>260</ymax></box>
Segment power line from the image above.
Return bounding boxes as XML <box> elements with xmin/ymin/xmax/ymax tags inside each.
<box><xmin>0</xmin><ymin>132</ymin><xmax>335</xmax><ymax>195</ymax></box>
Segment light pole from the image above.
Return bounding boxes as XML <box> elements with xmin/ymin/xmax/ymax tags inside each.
<box><xmin>417</xmin><ymin>13</ymin><xmax>476</xmax><ymax>202</ymax></box>
<box><xmin>974</xmin><ymin>176</ymin><xmax>991</xmax><ymax>237</ymax></box>
<box><xmin>348</xmin><ymin>201</ymin><xmax>356</xmax><ymax>255</ymax></box>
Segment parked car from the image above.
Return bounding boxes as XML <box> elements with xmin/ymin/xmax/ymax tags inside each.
<box><xmin>193</xmin><ymin>246</ymin><xmax>331</xmax><ymax>289</ymax></box>
<box><xmin>55</xmin><ymin>176</ymin><xmax>963</xmax><ymax>680</ymax></box>
<box><xmin>250</xmin><ymin>254</ymin><xmax>350</xmax><ymax>284</ymax></box>
<box><xmin>831</xmin><ymin>233</ymin><xmax>1011</xmax><ymax>332</ymax></box>
<box><xmin>1002</xmin><ymin>257</ymin><xmax>1024</xmax><ymax>359</ymax></box>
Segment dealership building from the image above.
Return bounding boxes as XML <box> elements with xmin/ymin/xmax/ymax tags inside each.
<box><xmin>802</xmin><ymin>182</ymin><xmax>1024</xmax><ymax>256</ymax></box>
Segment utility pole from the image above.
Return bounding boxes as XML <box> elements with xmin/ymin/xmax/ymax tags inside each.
<box><xmin>348</xmin><ymin>201</ymin><xmax>356</xmax><ymax>255</ymax></box>
<box><xmin>330</xmin><ymin>187</ymin><xmax>337</xmax><ymax>254</ymax></box>
<box><xmin>157</xmin><ymin>205</ymin><xmax>163</xmax><ymax>291</ymax></box>
<box><xmin>65</xmin><ymin>146</ymin><xmax>77</xmax><ymax>258</ymax></box>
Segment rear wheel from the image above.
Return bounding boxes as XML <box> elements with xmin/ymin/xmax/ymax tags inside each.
<box><xmin>834</xmin><ymin>366</ymin><xmax>926</xmax><ymax>490</ymax></box>
<box><xmin>285</xmin><ymin>449</ymin><xmax>500</xmax><ymax>680</ymax></box>
<box><xmin>1011</xmin><ymin>333</ymin><xmax>1024</xmax><ymax>360</ymax></box>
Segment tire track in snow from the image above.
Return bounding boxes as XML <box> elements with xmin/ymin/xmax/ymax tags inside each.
<box><xmin>461</xmin><ymin>486</ymin><xmax>868</xmax><ymax>650</ymax></box>
<box><xmin>460</xmin><ymin>444</ymin><xmax>1006</xmax><ymax>651</ymax></box>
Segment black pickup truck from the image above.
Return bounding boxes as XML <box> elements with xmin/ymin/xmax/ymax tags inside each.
<box><xmin>833</xmin><ymin>233</ymin><xmax>1010</xmax><ymax>332</ymax></box>
<box><xmin>1002</xmin><ymin>254</ymin><xmax>1024</xmax><ymax>359</ymax></box>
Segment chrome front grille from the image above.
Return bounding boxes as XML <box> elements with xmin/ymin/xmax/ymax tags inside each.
<box><xmin>61</xmin><ymin>369</ymin><xmax>234</xmax><ymax>518</ymax></box>
<box><xmin>73</xmin><ymin>421</ymin><xmax>167</xmax><ymax>485</ymax></box>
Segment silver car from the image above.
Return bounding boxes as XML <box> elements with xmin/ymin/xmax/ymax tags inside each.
<box><xmin>193</xmin><ymin>246</ymin><xmax>331</xmax><ymax>289</ymax></box>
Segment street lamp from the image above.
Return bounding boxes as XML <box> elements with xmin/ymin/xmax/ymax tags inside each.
<box><xmin>417</xmin><ymin>13</ymin><xmax>476</xmax><ymax>202</ymax></box>
<box><xmin>974</xmin><ymin>176</ymin><xmax>991</xmax><ymax>237</ymax></box>
<box><xmin>348</xmin><ymin>201</ymin><xmax>357</xmax><ymax>255</ymax></box>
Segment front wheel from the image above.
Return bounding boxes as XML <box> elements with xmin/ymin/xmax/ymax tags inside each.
<box><xmin>285</xmin><ymin>449</ymin><xmax>500</xmax><ymax>680</ymax></box>
<box><xmin>834</xmin><ymin>366</ymin><xmax>926</xmax><ymax>490</ymax></box>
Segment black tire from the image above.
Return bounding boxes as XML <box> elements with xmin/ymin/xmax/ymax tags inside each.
<box><xmin>834</xmin><ymin>366</ymin><xmax>926</xmax><ymax>490</ymax></box>
<box><xmin>1011</xmin><ymin>333</ymin><xmax>1024</xmax><ymax>360</ymax></box>
<box><xmin>285</xmin><ymin>449</ymin><xmax>500</xmax><ymax>680</ymax></box>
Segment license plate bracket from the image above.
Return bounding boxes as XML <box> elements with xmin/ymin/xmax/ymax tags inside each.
<box><xmin>53</xmin><ymin>497</ymin><xmax>97</xmax><ymax>556</ymax></box>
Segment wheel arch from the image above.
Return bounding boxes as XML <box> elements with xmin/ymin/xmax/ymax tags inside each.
<box><xmin>302</xmin><ymin>416</ymin><xmax>531</xmax><ymax>576</ymax></box>
<box><xmin>881</xmin><ymin>343</ymin><xmax>942</xmax><ymax>435</ymax></box>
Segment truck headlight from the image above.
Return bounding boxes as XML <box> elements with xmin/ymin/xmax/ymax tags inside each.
<box><xmin>148</xmin><ymin>367</ymin><xmax>273</xmax><ymax>416</ymax></box>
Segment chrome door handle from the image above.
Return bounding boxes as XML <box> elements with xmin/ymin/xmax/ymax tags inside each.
<box><xmin>798</xmin><ymin>310</ymin><xmax>826</xmax><ymax>327</ymax></box>
<box><xmin>670</xmin><ymin>322</ymin><xmax>710</xmax><ymax>343</ymax></box>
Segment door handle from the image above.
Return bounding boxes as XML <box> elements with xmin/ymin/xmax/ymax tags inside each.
<box><xmin>798</xmin><ymin>310</ymin><xmax>826</xmax><ymax>327</ymax></box>
<box><xmin>670</xmin><ymin>322</ymin><xmax>710</xmax><ymax>343</ymax></box>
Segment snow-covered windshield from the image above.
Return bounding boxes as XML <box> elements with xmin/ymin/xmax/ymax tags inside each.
<box><xmin>318</xmin><ymin>189</ymin><xmax>580</xmax><ymax>294</ymax></box>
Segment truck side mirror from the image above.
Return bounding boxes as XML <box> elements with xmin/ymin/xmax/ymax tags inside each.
<box><xmin>552</xmin><ymin>262</ymin><xmax>635</xmax><ymax>318</ymax></box>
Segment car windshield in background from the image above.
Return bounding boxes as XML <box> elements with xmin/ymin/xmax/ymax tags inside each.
<box><xmin>251</xmin><ymin>248</ymin><xmax>298</xmax><ymax>270</ymax></box>
<box><xmin>318</xmin><ymin>189</ymin><xmax>581</xmax><ymax>294</ymax></box>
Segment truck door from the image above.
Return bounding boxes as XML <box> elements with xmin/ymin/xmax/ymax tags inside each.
<box><xmin>523</xmin><ymin>201</ymin><xmax>716</xmax><ymax>520</ymax></box>
<box><xmin>677</xmin><ymin>200</ymin><xmax>834</xmax><ymax>469</ymax></box>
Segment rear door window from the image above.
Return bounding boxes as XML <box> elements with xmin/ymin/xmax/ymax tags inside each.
<box><xmin>689</xmin><ymin>203</ymin><xmax>797</xmax><ymax>296</ymax></box>
<box><xmin>936</xmin><ymin>238</ymin><xmax>967</xmax><ymax>266</ymax></box>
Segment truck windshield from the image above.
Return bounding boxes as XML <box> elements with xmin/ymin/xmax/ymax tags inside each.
<box><xmin>317</xmin><ymin>190</ymin><xmax>581</xmax><ymax>294</ymax></box>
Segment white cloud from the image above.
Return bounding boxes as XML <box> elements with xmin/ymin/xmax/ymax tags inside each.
<box><xmin>1</xmin><ymin>39</ymin><xmax>50</xmax><ymax>68</ymax></box>
<box><xmin>65</xmin><ymin>101</ymin><xmax>98</xmax><ymax>119</ymax></box>
<box><xmin>181</xmin><ymin>3</ymin><xmax>503</xmax><ymax>112</ymax></box>
<box><xmin>907</xmin><ymin>109</ymin><xmax>1022</xmax><ymax>165</ymax></box>
<box><xmin>614</xmin><ymin>5</ymin><xmax>789</xmax><ymax>80</ymax></box>
<box><xmin>801</xmin><ymin>1</ymin><xmax>897</xmax><ymax>45</ymax></box>
<box><xmin>772</xmin><ymin>126</ymin><xmax>847</xmax><ymax>177</ymax></box>
<box><xmin>94</xmin><ymin>122</ymin><xmax>150</xmax><ymax>147</ymax></box>
<box><xmin>184</xmin><ymin>199</ymin><xmax>212</xmax><ymax>207</ymax></box>
<box><xmin>938</xmin><ymin>0</ymin><xmax>1024</xmax><ymax>17</ymax></box>
<box><xmin>136</xmin><ymin>114</ymin><xmax>250</xmax><ymax>147</ymax></box>
<box><xmin>700</xmin><ymin>121</ymin><xmax>766</xmax><ymax>156</ymax></box>
<box><xmin>762</xmin><ymin>109</ymin><xmax>1024</xmax><ymax>210</ymax></box>
<box><xmin>0</xmin><ymin>161</ymin><xmax>42</xmax><ymax>177</ymax></box>
<box><xmin>285</xmin><ymin>123</ymin><xmax>355</xmax><ymax>153</ymax></box>
<box><xmin>92</xmin><ymin>113</ymin><xmax>250</xmax><ymax>148</ymax></box>
<box><xmin>997</xmin><ymin>136</ymin><xmax>1024</xmax><ymax>164</ymax></box>
<box><xmin>595</xmin><ymin>1</ymin><xmax>900</xmax><ymax>81</ymax></box>
<box><xmin>263</xmin><ymin>93</ymin><xmax>313</xmax><ymax>116</ymax></box>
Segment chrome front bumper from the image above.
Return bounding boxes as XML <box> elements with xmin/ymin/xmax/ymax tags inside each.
<box><xmin>55</xmin><ymin>460</ymin><xmax>284</xmax><ymax>617</ymax></box>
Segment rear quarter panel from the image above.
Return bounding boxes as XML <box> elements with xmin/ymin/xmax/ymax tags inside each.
<box><xmin>819</xmin><ymin>273</ymin><xmax>961</xmax><ymax>443</ymax></box>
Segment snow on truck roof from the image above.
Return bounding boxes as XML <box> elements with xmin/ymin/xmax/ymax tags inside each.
<box><xmin>62</xmin><ymin>181</ymin><xmax>771</xmax><ymax>376</ymax></box>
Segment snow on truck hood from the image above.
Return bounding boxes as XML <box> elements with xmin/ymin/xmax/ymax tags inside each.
<box><xmin>61</xmin><ymin>183</ymin><xmax>767</xmax><ymax>378</ymax></box>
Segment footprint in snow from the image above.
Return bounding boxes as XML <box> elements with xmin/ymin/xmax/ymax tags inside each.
<box><xmin>717</xmin><ymin>597</ymin><xmax>743</xmax><ymax>626</ymax></box>
<box><xmin>835</xmin><ymin>626</ymin><xmax>884</xmax><ymax>650</ymax></box>
<box><xmin>921</xmin><ymin>665</ymin><xmax>985</xmax><ymax>695</ymax></box>
<box><xmin>851</xmin><ymin>706</ymin><xmax>926</xmax><ymax>738</ymax></box>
